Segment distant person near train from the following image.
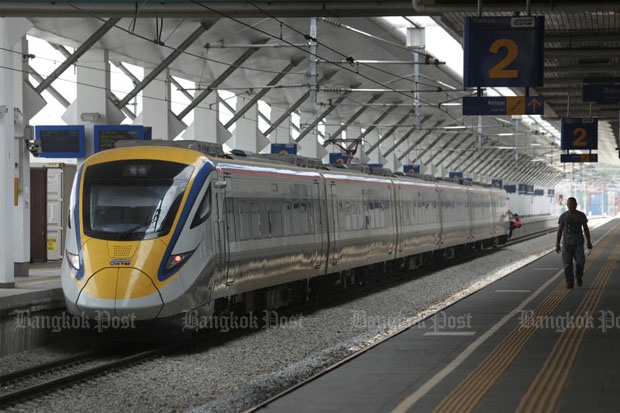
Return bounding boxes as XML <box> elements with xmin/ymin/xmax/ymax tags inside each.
<box><xmin>507</xmin><ymin>210</ymin><xmax>521</xmax><ymax>239</ymax></box>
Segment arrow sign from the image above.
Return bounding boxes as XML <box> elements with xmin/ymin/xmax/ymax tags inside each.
<box><xmin>463</xmin><ymin>96</ymin><xmax>544</xmax><ymax>116</ymax></box>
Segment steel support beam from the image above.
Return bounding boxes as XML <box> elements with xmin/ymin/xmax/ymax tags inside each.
<box><xmin>224</xmin><ymin>59</ymin><xmax>303</xmax><ymax>129</ymax></box>
<box><xmin>322</xmin><ymin>94</ymin><xmax>383</xmax><ymax>147</ymax></box>
<box><xmin>118</xmin><ymin>21</ymin><xmax>216</xmax><ymax>110</ymax></box>
<box><xmin>295</xmin><ymin>93</ymin><xmax>349</xmax><ymax>143</ymax></box>
<box><xmin>35</xmin><ymin>18</ymin><xmax>120</xmax><ymax>94</ymax></box>
<box><xmin>396</xmin><ymin>120</ymin><xmax>443</xmax><ymax>160</ymax></box>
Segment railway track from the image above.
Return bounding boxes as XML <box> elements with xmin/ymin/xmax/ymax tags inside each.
<box><xmin>0</xmin><ymin>343</ymin><xmax>179</xmax><ymax>406</ymax></box>
<box><xmin>0</xmin><ymin>228</ymin><xmax>557</xmax><ymax>409</ymax></box>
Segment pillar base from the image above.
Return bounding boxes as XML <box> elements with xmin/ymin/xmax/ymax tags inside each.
<box><xmin>14</xmin><ymin>262</ymin><xmax>29</xmax><ymax>277</ymax></box>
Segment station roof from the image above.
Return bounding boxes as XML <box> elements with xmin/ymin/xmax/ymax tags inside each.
<box><xmin>2</xmin><ymin>0</ymin><xmax>618</xmax><ymax>188</ymax></box>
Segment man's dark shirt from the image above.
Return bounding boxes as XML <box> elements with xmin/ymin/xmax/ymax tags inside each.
<box><xmin>558</xmin><ymin>211</ymin><xmax>587</xmax><ymax>245</ymax></box>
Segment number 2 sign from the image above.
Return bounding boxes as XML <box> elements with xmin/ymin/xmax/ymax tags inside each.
<box><xmin>463</xmin><ymin>16</ymin><xmax>544</xmax><ymax>88</ymax></box>
<box><xmin>561</xmin><ymin>118</ymin><xmax>598</xmax><ymax>150</ymax></box>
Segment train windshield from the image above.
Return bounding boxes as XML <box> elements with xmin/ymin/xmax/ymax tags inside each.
<box><xmin>83</xmin><ymin>160</ymin><xmax>194</xmax><ymax>240</ymax></box>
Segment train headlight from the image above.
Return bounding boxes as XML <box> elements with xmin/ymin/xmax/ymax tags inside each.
<box><xmin>165</xmin><ymin>251</ymin><xmax>194</xmax><ymax>271</ymax></box>
<box><xmin>66</xmin><ymin>251</ymin><xmax>80</xmax><ymax>271</ymax></box>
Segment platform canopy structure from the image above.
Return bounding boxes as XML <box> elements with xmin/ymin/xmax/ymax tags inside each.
<box><xmin>1</xmin><ymin>0</ymin><xmax>619</xmax><ymax>283</ymax></box>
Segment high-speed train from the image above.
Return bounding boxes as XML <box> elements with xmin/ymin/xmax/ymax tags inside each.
<box><xmin>61</xmin><ymin>140</ymin><xmax>509</xmax><ymax>321</ymax></box>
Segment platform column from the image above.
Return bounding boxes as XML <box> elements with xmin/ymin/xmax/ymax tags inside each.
<box><xmin>298</xmin><ymin>110</ymin><xmax>326</xmax><ymax>160</ymax></box>
<box><xmin>228</xmin><ymin>97</ymin><xmax>268</xmax><ymax>153</ymax></box>
<box><xmin>13</xmin><ymin>36</ymin><xmax>33</xmax><ymax>277</ymax></box>
<box><xmin>324</xmin><ymin>120</ymin><xmax>343</xmax><ymax>164</ymax></box>
<box><xmin>136</xmin><ymin>69</ymin><xmax>185</xmax><ymax>140</ymax></box>
<box><xmin>268</xmin><ymin>104</ymin><xmax>291</xmax><ymax>146</ymax></box>
<box><xmin>184</xmin><ymin>91</ymin><xmax>217</xmax><ymax>143</ymax></box>
<box><xmin>62</xmin><ymin>49</ymin><xmax>110</xmax><ymax>160</ymax></box>
<box><xmin>362</xmin><ymin>128</ymin><xmax>381</xmax><ymax>165</ymax></box>
<box><xmin>1</xmin><ymin>18</ymin><xmax>31</xmax><ymax>287</ymax></box>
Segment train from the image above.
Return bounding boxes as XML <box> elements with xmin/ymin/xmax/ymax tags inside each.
<box><xmin>61</xmin><ymin>140</ymin><xmax>509</xmax><ymax>321</ymax></box>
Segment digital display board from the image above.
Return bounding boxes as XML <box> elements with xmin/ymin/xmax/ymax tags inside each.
<box><xmin>94</xmin><ymin>125</ymin><xmax>149</xmax><ymax>152</ymax></box>
<box><xmin>35</xmin><ymin>125</ymin><xmax>86</xmax><ymax>158</ymax></box>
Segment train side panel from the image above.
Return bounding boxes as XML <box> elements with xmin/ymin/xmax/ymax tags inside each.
<box><xmin>323</xmin><ymin>172</ymin><xmax>397</xmax><ymax>274</ymax></box>
<box><xmin>469</xmin><ymin>187</ymin><xmax>496</xmax><ymax>243</ymax></box>
<box><xmin>438</xmin><ymin>182</ymin><xmax>471</xmax><ymax>248</ymax></box>
<box><xmin>394</xmin><ymin>179</ymin><xmax>441</xmax><ymax>257</ymax></box>
<box><xmin>211</xmin><ymin>162</ymin><xmax>327</xmax><ymax>298</ymax></box>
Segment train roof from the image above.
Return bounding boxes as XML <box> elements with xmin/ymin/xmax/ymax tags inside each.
<box><xmin>114</xmin><ymin>139</ymin><xmax>503</xmax><ymax>191</ymax></box>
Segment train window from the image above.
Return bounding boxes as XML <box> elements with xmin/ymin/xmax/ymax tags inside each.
<box><xmin>83</xmin><ymin>160</ymin><xmax>192</xmax><ymax>240</ymax></box>
<box><xmin>191</xmin><ymin>185</ymin><xmax>212</xmax><ymax>229</ymax></box>
<box><xmin>259</xmin><ymin>200</ymin><xmax>270</xmax><ymax>238</ymax></box>
<box><xmin>300</xmin><ymin>199</ymin><xmax>310</xmax><ymax>234</ymax></box>
<box><xmin>250</xmin><ymin>201</ymin><xmax>261</xmax><ymax>238</ymax></box>
<box><xmin>269</xmin><ymin>199</ymin><xmax>284</xmax><ymax>237</ymax></box>
<box><xmin>290</xmin><ymin>200</ymin><xmax>301</xmax><ymax>235</ymax></box>
<box><xmin>238</xmin><ymin>199</ymin><xmax>251</xmax><ymax>240</ymax></box>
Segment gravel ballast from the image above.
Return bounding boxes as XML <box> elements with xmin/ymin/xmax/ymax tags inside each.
<box><xmin>2</xmin><ymin>227</ymin><xmax>603</xmax><ymax>413</ymax></box>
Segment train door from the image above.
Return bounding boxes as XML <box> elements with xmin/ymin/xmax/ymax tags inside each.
<box><xmin>213</xmin><ymin>178</ymin><xmax>229</xmax><ymax>281</ymax></box>
<box><xmin>387</xmin><ymin>185</ymin><xmax>396</xmax><ymax>257</ymax></box>
<box><xmin>466</xmin><ymin>188</ymin><xmax>474</xmax><ymax>242</ymax></box>
<box><xmin>328</xmin><ymin>182</ymin><xmax>340</xmax><ymax>268</ymax></box>
<box><xmin>395</xmin><ymin>186</ymin><xmax>404</xmax><ymax>256</ymax></box>
<box><xmin>312</xmin><ymin>180</ymin><xmax>326</xmax><ymax>270</ymax></box>
<box><xmin>435</xmin><ymin>185</ymin><xmax>444</xmax><ymax>247</ymax></box>
<box><xmin>220</xmin><ymin>174</ymin><xmax>238</xmax><ymax>285</ymax></box>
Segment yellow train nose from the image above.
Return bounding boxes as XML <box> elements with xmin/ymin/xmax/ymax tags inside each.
<box><xmin>77</xmin><ymin>267</ymin><xmax>164</xmax><ymax>319</ymax></box>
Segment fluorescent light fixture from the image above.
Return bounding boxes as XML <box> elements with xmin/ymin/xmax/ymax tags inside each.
<box><xmin>443</xmin><ymin>125</ymin><xmax>467</xmax><ymax>129</ymax></box>
<box><xmin>436</xmin><ymin>80</ymin><xmax>457</xmax><ymax>90</ymax></box>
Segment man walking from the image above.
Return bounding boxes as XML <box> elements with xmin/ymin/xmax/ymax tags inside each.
<box><xmin>555</xmin><ymin>197</ymin><xmax>593</xmax><ymax>289</ymax></box>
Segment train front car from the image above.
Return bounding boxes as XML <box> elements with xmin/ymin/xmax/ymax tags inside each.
<box><xmin>61</xmin><ymin>146</ymin><xmax>217</xmax><ymax>321</ymax></box>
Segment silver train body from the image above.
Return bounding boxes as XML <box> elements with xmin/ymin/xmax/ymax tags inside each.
<box><xmin>61</xmin><ymin>142</ymin><xmax>508</xmax><ymax>320</ymax></box>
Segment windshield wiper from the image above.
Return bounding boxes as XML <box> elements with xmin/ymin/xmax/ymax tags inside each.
<box><xmin>119</xmin><ymin>223</ymin><xmax>150</xmax><ymax>239</ymax></box>
<box><xmin>119</xmin><ymin>207</ymin><xmax>162</xmax><ymax>239</ymax></box>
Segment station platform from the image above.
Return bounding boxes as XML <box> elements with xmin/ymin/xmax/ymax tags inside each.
<box><xmin>259</xmin><ymin>218</ymin><xmax>620</xmax><ymax>413</ymax></box>
<box><xmin>0</xmin><ymin>261</ymin><xmax>63</xmax><ymax>318</ymax></box>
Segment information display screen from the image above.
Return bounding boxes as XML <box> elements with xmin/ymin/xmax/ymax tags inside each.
<box><xmin>94</xmin><ymin>125</ymin><xmax>148</xmax><ymax>152</ymax></box>
<box><xmin>35</xmin><ymin>125</ymin><xmax>86</xmax><ymax>158</ymax></box>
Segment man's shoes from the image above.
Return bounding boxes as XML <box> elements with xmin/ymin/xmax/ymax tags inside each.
<box><xmin>566</xmin><ymin>282</ymin><xmax>574</xmax><ymax>289</ymax></box>
<box><xmin>576</xmin><ymin>276</ymin><xmax>583</xmax><ymax>287</ymax></box>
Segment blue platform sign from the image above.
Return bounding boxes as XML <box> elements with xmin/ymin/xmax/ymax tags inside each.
<box><xmin>504</xmin><ymin>184</ymin><xmax>516</xmax><ymax>193</ymax></box>
<box><xmin>449</xmin><ymin>172</ymin><xmax>463</xmax><ymax>179</ymax></box>
<box><xmin>463</xmin><ymin>16</ymin><xmax>544</xmax><ymax>87</ymax></box>
<box><xmin>491</xmin><ymin>179</ymin><xmax>503</xmax><ymax>188</ymax></box>
<box><xmin>561</xmin><ymin>118</ymin><xmax>598</xmax><ymax>150</ymax></box>
<box><xmin>271</xmin><ymin>143</ymin><xmax>297</xmax><ymax>155</ymax></box>
<box><xmin>463</xmin><ymin>96</ymin><xmax>543</xmax><ymax>116</ymax></box>
<box><xmin>560</xmin><ymin>153</ymin><xmax>598</xmax><ymax>163</ymax></box>
<box><xmin>548</xmin><ymin>189</ymin><xmax>555</xmax><ymax>197</ymax></box>
<box><xmin>329</xmin><ymin>153</ymin><xmax>349</xmax><ymax>164</ymax></box>
<box><xmin>403</xmin><ymin>164</ymin><xmax>420</xmax><ymax>174</ymax></box>
<box><xmin>582</xmin><ymin>84</ymin><xmax>620</xmax><ymax>103</ymax></box>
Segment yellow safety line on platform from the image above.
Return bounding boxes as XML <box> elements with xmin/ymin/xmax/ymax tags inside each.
<box><xmin>391</xmin><ymin>221</ymin><xmax>619</xmax><ymax>413</ymax></box>
<box><xmin>431</xmin><ymin>231</ymin><xmax>615</xmax><ymax>413</ymax></box>
<box><xmin>516</xmin><ymin>240</ymin><xmax>620</xmax><ymax>412</ymax></box>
